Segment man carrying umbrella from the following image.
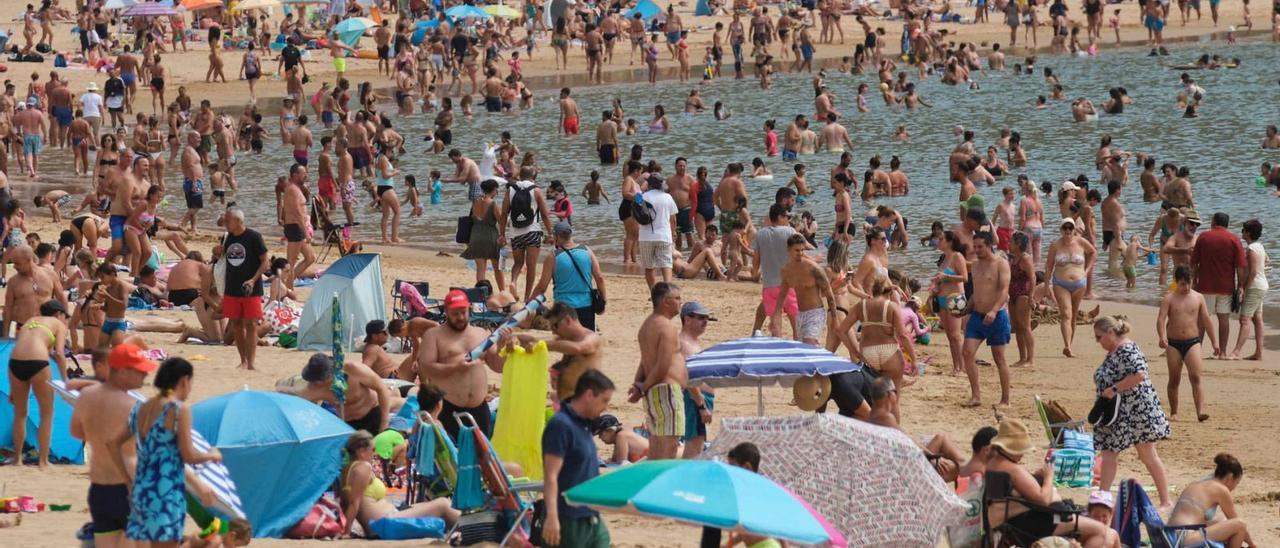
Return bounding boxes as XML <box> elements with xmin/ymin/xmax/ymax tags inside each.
<box><xmin>628</xmin><ymin>282</ymin><xmax>687</xmax><ymax>460</ymax></box>
<box><xmin>542</xmin><ymin>370</ymin><xmax>615</xmax><ymax>547</ymax></box>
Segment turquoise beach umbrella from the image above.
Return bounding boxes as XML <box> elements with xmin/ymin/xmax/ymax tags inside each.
<box><xmin>333</xmin><ymin>17</ymin><xmax>374</xmax><ymax>46</ymax></box>
<box><xmin>444</xmin><ymin>4</ymin><xmax>490</xmax><ymax>21</ymax></box>
<box><xmin>564</xmin><ymin>460</ymin><xmax>833</xmax><ymax>545</ymax></box>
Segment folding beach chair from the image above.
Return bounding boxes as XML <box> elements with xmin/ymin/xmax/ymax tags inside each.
<box><xmin>391</xmin><ymin>279</ymin><xmax>432</xmax><ymax>320</ymax></box>
<box><xmin>405</xmin><ymin>414</ymin><xmax>459</xmax><ymax>504</ymax></box>
<box><xmin>449</xmin><ymin>412</ymin><xmax>534</xmax><ymax>547</ymax></box>
<box><xmin>981</xmin><ymin>471</ymin><xmax>1082</xmax><ymax>548</ymax></box>
<box><xmin>1034</xmin><ymin>394</ymin><xmax>1087</xmax><ymax>448</ymax></box>
<box><xmin>1115</xmin><ymin>479</ymin><xmax>1223</xmax><ymax>548</ymax></box>
<box><xmin>312</xmin><ymin>202</ymin><xmax>359</xmax><ymax>264</ymax></box>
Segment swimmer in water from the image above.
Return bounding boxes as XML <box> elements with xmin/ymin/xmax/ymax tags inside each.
<box><xmin>894</xmin><ymin>125</ymin><xmax>909</xmax><ymax>140</ymax></box>
<box><xmin>750</xmin><ymin>157</ymin><xmax>771</xmax><ymax>178</ymax></box>
<box><xmin>787</xmin><ymin>164</ymin><xmax>812</xmax><ymax>204</ymax></box>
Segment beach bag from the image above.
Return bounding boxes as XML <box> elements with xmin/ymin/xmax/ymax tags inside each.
<box><xmin>367</xmin><ymin>516</ymin><xmax>446</xmax><ymax>540</ymax></box>
<box><xmin>565</xmin><ymin>247</ymin><xmax>605</xmax><ymax>314</ymax></box>
<box><xmin>631</xmin><ymin>194</ymin><xmax>656</xmax><ymax>226</ymax></box>
<box><xmin>286</xmin><ymin>495</ymin><xmax>346</xmax><ymax>539</ymax></box>
<box><xmin>1053</xmin><ymin>447</ymin><xmax>1095</xmax><ymax>488</ymax></box>
<box><xmin>946</xmin><ymin>474</ymin><xmax>985</xmax><ymax>548</ymax></box>
<box><xmin>455</xmin><ymin>214</ymin><xmax>473</xmax><ymax>243</ymax></box>
<box><xmin>508</xmin><ymin>182</ymin><xmax>537</xmax><ymax>229</ymax></box>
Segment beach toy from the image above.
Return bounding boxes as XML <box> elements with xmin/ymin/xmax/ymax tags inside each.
<box><xmin>492</xmin><ymin>340</ymin><xmax>550</xmax><ymax>480</ymax></box>
<box><xmin>1256</xmin><ymin>175</ymin><xmax>1268</xmax><ymax>187</ymax></box>
<box><xmin>1147</xmin><ymin>251</ymin><xmax>1158</xmax><ymax>266</ymax></box>
<box><xmin>466</xmin><ymin>294</ymin><xmax>546</xmax><ymax>360</ymax></box>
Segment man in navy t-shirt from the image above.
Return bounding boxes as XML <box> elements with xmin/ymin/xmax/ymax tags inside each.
<box><xmin>541</xmin><ymin>369</ymin><xmax>614</xmax><ymax>547</ymax></box>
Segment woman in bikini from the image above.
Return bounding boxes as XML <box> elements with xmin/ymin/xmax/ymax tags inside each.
<box><xmin>830</xmin><ymin>274</ymin><xmax>915</xmax><ymax>422</ymax></box>
<box><xmin>551</xmin><ymin>17</ymin><xmax>570</xmax><ymax>70</ymax></box>
<box><xmin>1018</xmin><ymin>177</ymin><xmax>1045</xmax><ymax>264</ymax></box>
<box><xmin>145</xmin><ymin>116</ymin><xmax>166</xmax><ymax>187</ymax></box>
<box><xmin>831</xmin><ymin>172</ymin><xmax>855</xmax><ymax>245</ymax></box>
<box><xmin>93</xmin><ymin>135</ymin><xmax>120</xmax><ymax>209</ymax></box>
<box><xmin>340</xmin><ymin>431</ymin><xmax>459</xmax><ymax>538</ymax></box>
<box><xmin>8</xmin><ymin>300</ymin><xmax>70</xmax><ymax>468</ymax></box>
<box><xmin>934</xmin><ymin>231</ymin><xmax>969</xmax><ymax>376</ymax></box>
<box><xmin>1043</xmin><ymin>217</ymin><xmax>1096</xmax><ymax>357</ymax></box>
<box><xmin>851</xmin><ymin>226</ymin><xmax>893</xmax><ymax>300</ymax></box>
<box><xmin>1166</xmin><ymin>453</ymin><xmax>1255</xmax><ymax>547</ymax></box>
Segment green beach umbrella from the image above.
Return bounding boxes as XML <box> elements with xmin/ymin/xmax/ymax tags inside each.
<box><xmin>330</xmin><ymin>295</ymin><xmax>348</xmax><ymax>404</ymax></box>
<box><xmin>564</xmin><ymin>460</ymin><xmax>833</xmax><ymax>545</ymax></box>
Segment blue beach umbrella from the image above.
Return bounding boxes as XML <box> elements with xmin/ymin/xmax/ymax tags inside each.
<box><xmin>333</xmin><ymin>16</ymin><xmax>375</xmax><ymax>46</ymax></box>
<box><xmin>565</xmin><ymin>460</ymin><xmax>833</xmax><ymax>545</ymax></box>
<box><xmin>0</xmin><ymin>339</ymin><xmax>83</xmax><ymax>464</ymax></box>
<box><xmin>193</xmin><ymin>390</ymin><xmax>353</xmax><ymax>537</ymax></box>
<box><xmin>625</xmin><ymin>0</ymin><xmax>661</xmax><ymax>21</ymax></box>
<box><xmin>411</xmin><ymin>19</ymin><xmax>440</xmax><ymax>45</ymax></box>
<box><xmin>686</xmin><ymin>336</ymin><xmax>862</xmax><ymax>415</ymax></box>
<box><xmin>444</xmin><ymin>4</ymin><xmax>490</xmax><ymax>21</ymax></box>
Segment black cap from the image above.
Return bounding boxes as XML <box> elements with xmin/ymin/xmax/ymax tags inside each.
<box><xmin>364</xmin><ymin>320</ymin><xmax>387</xmax><ymax>343</ymax></box>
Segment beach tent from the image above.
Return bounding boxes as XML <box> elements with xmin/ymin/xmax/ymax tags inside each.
<box><xmin>626</xmin><ymin>0</ymin><xmax>661</xmax><ymax>21</ymax></box>
<box><xmin>193</xmin><ymin>390</ymin><xmax>353</xmax><ymax>537</ymax></box>
<box><xmin>543</xmin><ymin>0</ymin><xmax>574</xmax><ymax>28</ymax></box>
<box><xmin>695</xmin><ymin>0</ymin><xmax>711</xmax><ymax>16</ymax></box>
<box><xmin>0</xmin><ymin>339</ymin><xmax>84</xmax><ymax>464</ymax></box>
<box><xmin>297</xmin><ymin>253</ymin><xmax>385</xmax><ymax>352</ymax></box>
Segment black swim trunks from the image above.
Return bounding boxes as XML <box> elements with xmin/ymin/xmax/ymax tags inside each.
<box><xmin>168</xmin><ymin>288</ymin><xmax>199</xmax><ymax>307</ymax></box>
<box><xmin>284</xmin><ymin>223</ymin><xmax>305</xmax><ymax>243</ymax></box>
<box><xmin>440</xmin><ymin>399</ymin><xmax>492</xmax><ymax>442</ymax></box>
<box><xmin>89</xmin><ymin>483</ymin><xmax>130</xmax><ymax>536</ymax></box>
<box><xmin>345</xmin><ymin>405</ymin><xmax>384</xmax><ymax>434</ymax></box>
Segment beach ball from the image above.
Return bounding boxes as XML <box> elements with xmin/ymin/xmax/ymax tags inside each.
<box><xmin>1256</xmin><ymin>176</ymin><xmax>1267</xmax><ymax>188</ymax></box>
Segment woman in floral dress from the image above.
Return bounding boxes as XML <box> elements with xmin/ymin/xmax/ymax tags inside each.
<box><xmin>1091</xmin><ymin>315</ymin><xmax>1173</xmax><ymax>508</ymax></box>
<box><xmin>108</xmin><ymin>355</ymin><xmax>222</xmax><ymax>547</ymax></box>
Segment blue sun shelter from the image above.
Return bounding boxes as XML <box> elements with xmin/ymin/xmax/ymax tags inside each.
<box><xmin>0</xmin><ymin>338</ymin><xmax>84</xmax><ymax>464</ymax></box>
<box><xmin>695</xmin><ymin>0</ymin><xmax>711</xmax><ymax>16</ymax></box>
<box><xmin>297</xmin><ymin>253</ymin><xmax>386</xmax><ymax>352</ymax></box>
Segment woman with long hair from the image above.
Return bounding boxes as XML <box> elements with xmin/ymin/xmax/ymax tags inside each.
<box><xmin>933</xmin><ymin>231</ymin><xmax>968</xmax><ymax>375</ymax></box>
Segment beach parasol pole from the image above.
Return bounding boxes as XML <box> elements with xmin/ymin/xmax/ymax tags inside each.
<box><xmin>330</xmin><ymin>295</ymin><xmax>348</xmax><ymax>415</ymax></box>
<box><xmin>757</xmin><ymin>380</ymin><xmax>764</xmax><ymax>416</ymax></box>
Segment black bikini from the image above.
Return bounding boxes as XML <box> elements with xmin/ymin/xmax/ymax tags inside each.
<box><xmin>9</xmin><ymin>359</ymin><xmax>49</xmax><ymax>382</ymax></box>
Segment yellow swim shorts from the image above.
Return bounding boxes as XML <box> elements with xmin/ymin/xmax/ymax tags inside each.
<box><xmin>644</xmin><ymin>383</ymin><xmax>686</xmax><ymax>438</ymax></box>
<box><xmin>333</xmin><ymin>57</ymin><xmax>347</xmax><ymax>72</ymax></box>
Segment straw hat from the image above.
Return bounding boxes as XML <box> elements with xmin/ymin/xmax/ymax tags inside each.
<box><xmin>792</xmin><ymin>375</ymin><xmax>832</xmax><ymax>412</ymax></box>
<box><xmin>990</xmin><ymin>418</ymin><xmax>1033</xmax><ymax>458</ymax></box>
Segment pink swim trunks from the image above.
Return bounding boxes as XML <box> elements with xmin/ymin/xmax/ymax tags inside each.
<box><xmin>761</xmin><ymin>286</ymin><xmax>799</xmax><ymax>317</ymax></box>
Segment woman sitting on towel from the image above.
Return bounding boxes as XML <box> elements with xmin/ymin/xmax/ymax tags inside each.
<box><xmin>984</xmin><ymin>418</ymin><xmax>1120</xmax><ymax>548</ymax></box>
<box><xmin>340</xmin><ymin>430</ymin><xmax>461</xmax><ymax>538</ymax></box>
<box><xmin>1166</xmin><ymin>453</ymin><xmax>1255</xmax><ymax>548</ymax></box>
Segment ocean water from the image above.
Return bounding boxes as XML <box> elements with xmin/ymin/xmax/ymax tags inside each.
<box><xmin>198</xmin><ymin>41</ymin><xmax>1280</xmax><ymax>305</ymax></box>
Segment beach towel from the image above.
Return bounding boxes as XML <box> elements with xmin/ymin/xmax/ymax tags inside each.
<box><xmin>1115</xmin><ymin>478</ymin><xmax>1159</xmax><ymax>548</ymax></box>
<box><xmin>452</xmin><ymin>425</ymin><xmax>486</xmax><ymax>512</ymax></box>
<box><xmin>368</xmin><ymin>515</ymin><xmax>446</xmax><ymax>539</ymax></box>
<box><xmin>491</xmin><ymin>341</ymin><xmax>549</xmax><ymax>481</ymax></box>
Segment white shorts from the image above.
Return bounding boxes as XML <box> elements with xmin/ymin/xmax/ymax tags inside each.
<box><xmin>1206</xmin><ymin>293</ymin><xmax>1233</xmax><ymax>315</ymax></box>
<box><xmin>1238</xmin><ymin>288</ymin><xmax>1264</xmax><ymax>317</ymax></box>
<box><xmin>639</xmin><ymin>240</ymin><xmax>673</xmax><ymax>269</ymax></box>
<box><xmin>796</xmin><ymin>308</ymin><xmax>826</xmax><ymax>343</ymax></box>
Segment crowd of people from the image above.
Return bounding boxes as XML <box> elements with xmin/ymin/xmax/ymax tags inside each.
<box><xmin>0</xmin><ymin>0</ymin><xmax>1276</xmax><ymax>546</ymax></box>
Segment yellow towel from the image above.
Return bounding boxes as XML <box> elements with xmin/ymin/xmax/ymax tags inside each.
<box><xmin>492</xmin><ymin>341</ymin><xmax>550</xmax><ymax>480</ymax></box>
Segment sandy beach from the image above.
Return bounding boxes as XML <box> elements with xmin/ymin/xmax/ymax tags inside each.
<box><xmin>0</xmin><ymin>0</ymin><xmax>1278</xmax><ymax>545</ymax></box>
<box><xmin>0</xmin><ymin>215</ymin><xmax>1277</xmax><ymax>547</ymax></box>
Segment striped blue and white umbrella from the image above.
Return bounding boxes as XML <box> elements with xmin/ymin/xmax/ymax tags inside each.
<box><xmin>687</xmin><ymin>336</ymin><xmax>862</xmax><ymax>415</ymax></box>
<box><xmin>51</xmin><ymin>381</ymin><xmax>245</xmax><ymax>520</ymax></box>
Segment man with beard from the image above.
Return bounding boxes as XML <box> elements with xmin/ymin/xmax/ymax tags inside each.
<box><xmin>416</xmin><ymin>289</ymin><xmax>506</xmax><ymax>440</ymax></box>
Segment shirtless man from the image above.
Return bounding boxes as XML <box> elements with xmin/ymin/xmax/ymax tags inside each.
<box><xmin>1139</xmin><ymin>156</ymin><xmax>1163</xmax><ymax>202</ymax></box>
<box><xmin>70</xmin><ymin>343</ymin><xmax>154</xmax><ymax>548</ymax></box>
<box><xmin>993</xmin><ymin>186</ymin><xmax>1017</xmax><ymax>251</ymax></box>
<box><xmin>212</xmin><ymin>116</ymin><xmax>236</xmax><ymax>191</ymax></box>
<box><xmin>509</xmin><ymin>302</ymin><xmax>602</xmax><ymax>402</ymax></box>
<box><xmin>361</xmin><ymin>320</ymin><xmax>397</xmax><ymax>378</ymax></box>
<box><xmin>440</xmin><ymin>148</ymin><xmax>482</xmax><ymax>202</ymax></box>
<box><xmin>291</xmin><ymin>115</ymin><xmax>313</xmax><ymax>167</ymax></box>
<box><xmin>345</xmin><ymin>111</ymin><xmax>373</xmax><ymax>178</ymax></box>
<box><xmin>667</xmin><ymin>157</ymin><xmax>696</xmax><ymax>251</ymax></box>
<box><xmin>281</xmin><ymin>164</ymin><xmax>315</xmax><ymax>290</ymax></box>
<box><xmin>115</xmin><ymin>47</ymin><xmax>139</xmax><ymax>114</ymax></box>
<box><xmin>293</xmin><ymin>353</ymin><xmax>394</xmax><ymax>434</ymax></box>
<box><xmin>179</xmin><ymin>131</ymin><xmax>204</xmax><ymax>233</ymax></box>
<box><xmin>416</xmin><ymin>289</ymin><xmax>505</xmax><ymax>440</ymax></box>
<box><xmin>47</xmin><ymin>76</ymin><xmax>72</xmax><ymax>148</ymax></box>
<box><xmin>1</xmin><ymin>246</ymin><xmax>65</xmax><ymax>336</ymax></box>
<box><xmin>558</xmin><ymin>88</ymin><xmax>579</xmax><ymax>136</ymax></box>
<box><xmin>193</xmin><ymin>100</ymin><xmax>214</xmax><ymax>165</ymax></box>
<box><xmin>165</xmin><ymin>251</ymin><xmax>205</xmax><ymax>307</ymax></box>
<box><xmin>583</xmin><ymin>26</ymin><xmax>604</xmax><ymax>84</ymax></box>
<box><xmin>713</xmin><ymin>162</ymin><xmax>747</xmax><ymax>234</ymax></box>
<box><xmin>664</xmin><ymin>6</ymin><xmax>684</xmax><ymax>58</ymax></box>
<box><xmin>334</xmin><ymin>136</ymin><xmax>356</xmax><ymax>225</ymax></box>
<box><xmin>1163</xmin><ymin>209</ymin><xmax>1200</xmax><ymax>272</ymax></box>
<box><xmin>960</xmin><ymin>232</ymin><xmax>1012</xmax><ymax>408</ymax></box>
<box><xmin>1264</xmin><ymin>125</ymin><xmax>1280</xmax><ymax>149</ymax></box>
<box><xmin>600</xmin><ymin>11</ymin><xmax>621</xmax><ymax>63</ymax></box>
<box><xmin>988</xmin><ymin>43</ymin><xmax>1006</xmax><ymax>70</ymax></box>
<box><xmin>1100</xmin><ymin>180</ymin><xmax>1127</xmax><ymax>272</ymax></box>
<box><xmin>373</xmin><ymin>20</ymin><xmax>393</xmax><ymax>76</ymax></box>
<box><xmin>770</xmin><ymin>234</ymin><xmax>836</xmax><ymax>346</ymax></box>
<box><xmin>818</xmin><ymin>112</ymin><xmax>854</xmax><ymax>153</ymax></box>
<box><xmin>627</xmin><ymin>282</ymin><xmax>686</xmax><ymax>460</ymax></box>
<box><xmin>1154</xmin><ymin>265</ymin><xmax>1219</xmax><ymax>423</ymax></box>
<box><xmin>595</xmin><ymin>110</ymin><xmax>618</xmax><ymax>165</ymax></box>
<box><xmin>782</xmin><ymin>114</ymin><xmax>804</xmax><ymax>161</ymax></box>
<box><xmin>15</xmin><ymin>100</ymin><xmax>48</xmax><ymax>177</ymax></box>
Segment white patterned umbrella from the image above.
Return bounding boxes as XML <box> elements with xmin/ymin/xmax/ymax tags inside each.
<box><xmin>703</xmin><ymin>414</ymin><xmax>968</xmax><ymax>547</ymax></box>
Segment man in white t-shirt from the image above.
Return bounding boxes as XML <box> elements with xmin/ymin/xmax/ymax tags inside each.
<box><xmin>638</xmin><ymin>175</ymin><xmax>679</xmax><ymax>288</ymax></box>
<box><xmin>79</xmin><ymin>82</ymin><xmax>104</xmax><ymax>137</ymax></box>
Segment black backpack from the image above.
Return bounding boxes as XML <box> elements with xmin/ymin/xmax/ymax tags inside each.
<box><xmin>631</xmin><ymin>195</ymin><xmax>656</xmax><ymax>226</ymax></box>
<box><xmin>508</xmin><ymin>182</ymin><xmax>537</xmax><ymax>229</ymax></box>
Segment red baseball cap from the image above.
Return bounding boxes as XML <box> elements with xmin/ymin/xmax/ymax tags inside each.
<box><xmin>443</xmin><ymin>289</ymin><xmax>471</xmax><ymax>310</ymax></box>
<box><xmin>109</xmin><ymin>343</ymin><xmax>158</xmax><ymax>373</ymax></box>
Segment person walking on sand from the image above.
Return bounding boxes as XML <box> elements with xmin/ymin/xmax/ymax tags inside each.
<box><xmin>1043</xmin><ymin>217</ymin><xmax>1095</xmax><ymax>357</ymax></box>
<box><xmin>1190</xmin><ymin>212</ymin><xmax>1245</xmax><ymax>360</ymax></box>
<box><xmin>771</xmin><ymin>233</ymin><xmax>836</xmax><ymax>346</ymax></box>
<box><xmin>1231</xmin><ymin>220</ymin><xmax>1267</xmax><ymax>361</ymax></box>
<box><xmin>220</xmin><ymin>208</ymin><xmax>269</xmax><ymax>371</ymax></box>
<box><xmin>961</xmin><ymin>231</ymin><xmax>1012</xmax><ymax>408</ymax></box>
<box><xmin>628</xmin><ymin>282</ymin><xmax>687</xmax><ymax>460</ymax></box>
<box><xmin>1157</xmin><ymin>266</ymin><xmax>1219</xmax><ymax>422</ymax></box>
<box><xmin>541</xmin><ymin>370</ymin><xmax>614</xmax><ymax>548</ymax></box>
<box><xmin>636</xmin><ymin>175</ymin><xmax>679</xmax><ymax>288</ymax></box>
<box><xmin>281</xmin><ymin>164</ymin><xmax>315</xmax><ymax>291</ymax></box>
<box><xmin>501</xmin><ymin>170</ymin><xmax>554</xmax><ymax>300</ymax></box>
